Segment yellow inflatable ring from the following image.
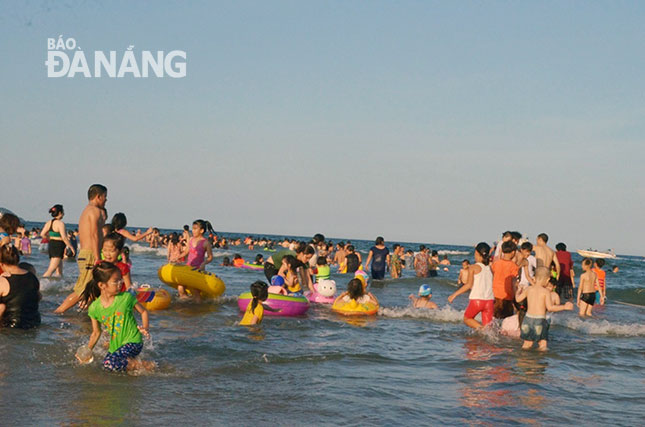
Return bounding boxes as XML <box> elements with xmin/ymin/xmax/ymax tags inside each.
<box><xmin>332</xmin><ymin>295</ymin><xmax>379</xmax><ymax>316</ymax></box>
<box><xmin>135</xmin><ymin>286</ymin><xmax>171</xmax><ymax>311</ymax></box>
<box><xmin>157</xmin><ymin>264</ymin><xmax>226</xmax><ymax>298</ymax></box>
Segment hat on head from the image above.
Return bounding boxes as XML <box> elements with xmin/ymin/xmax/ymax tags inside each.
<box><xmin>418</xmin><ymin>284</ymin><xmax>432</xmax><ymax>296</ymax></box>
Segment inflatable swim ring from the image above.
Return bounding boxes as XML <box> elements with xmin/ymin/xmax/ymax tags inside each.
<box><xmin>332</xmin><ymin>295</ymin><xmax>379</xmax><ymax>316</ymax></box>
<box><xmin>238</xmin><ymin>292</ymin><xmax>309</xmax><ymax>317</ymax></box>
<box><xmin>135</xmin><ymin>286</ymin><xmax>171</xmax><ymax>311</ymax></box>
<box><xmin>305</xmin><ymin>280</ymin><xmax>337</xmax><ymax>304</ymax></box>
<box><xmin>239</xmin><ymin>262</ymin><xmax>263</xmax><ymax>271</ymax></box>
<box><xmin>157</xmin><ymin>264</ymin><xmax>226</xmax><ymax>298</ymax></box>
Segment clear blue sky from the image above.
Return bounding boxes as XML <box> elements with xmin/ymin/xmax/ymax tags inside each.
<box><xmin>1</xmin><ymin>1</ymin><xmax>643</xmax><ymax>254</ymax></box>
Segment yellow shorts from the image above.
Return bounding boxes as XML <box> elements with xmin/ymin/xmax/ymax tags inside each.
<box><xmin>73</xmin><ymin>249</ymin><xmax>95</xmax><ymax>296</ymax></box>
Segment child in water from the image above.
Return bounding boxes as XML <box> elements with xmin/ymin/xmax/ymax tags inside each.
<box><xmin>240</xmin><ymin>281</ymin><xmax>281</xmax><ymax>325</ymax></box>
<box><xmin>409</xmin><ymin>284</ymin><xmax>438</xmax><ymax>309</ymax></box>
<box><xmin>338</xmin><ymin>278</ymin><xmax>378</xmax><ymax>305</ymax></box>
<box><xmin>515</xmin><ymin>266</ymin><xmax>573</xmax><ymax>351</ymax></box>
<box><xmin>577</xmin><ymin>258</ymin><xmax>599</xmax><ymax>317</ymax></box>
<box><xmin>457</xmin><ymin>260</ymin><xmax>470</xmax><ymax>287</ymax></box>
<box><xmin>593</xmin><ymin>259</ymin><xmax>607</xmax><ymax>305</ymax></box>
<box><xmin>278</xmin><ymin>255</ymin><xmax>302</xmax><ymax>295</ymax></box>
<box><xmin>78</xmin><ymin>261</ymin><xmax>153</xmax><ymax>372</ymax></box>
<box><xmin>100</xmin><ymin>233</ymin><xmax>133</xmax><ymax>294</ymax></box>
<box><xmin>178</xmin><ymin>219</ymin><xmax>214</xmax><ymax>300</ymax></box>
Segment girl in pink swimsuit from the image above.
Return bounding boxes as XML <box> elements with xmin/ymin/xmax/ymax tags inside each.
<box><xmin>178</xmin><ymin>220</ymin><xmax>214</xmax><ymax>300</ymax></box>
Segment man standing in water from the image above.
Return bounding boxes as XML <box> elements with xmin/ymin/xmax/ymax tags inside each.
<box><xmin>533</xmin><ymin>233</ymin><xmax>560</xmax><ymax>278</ymax></box>
<box><xmin>54</xmin><ymin>184</ymin><xmax>107</xmax><ymax>313</ymax></box>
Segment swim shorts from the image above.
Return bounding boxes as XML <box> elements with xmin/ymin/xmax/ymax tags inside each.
<box><xmin>73</xmin><ymin>249</ymin><xmax>96</xmax><ymax>296</ymax></box>
<box><xmin>48</xmin><ymin>240</ymin><xmax>65</xmax><ymax>259</ymax></box>
<box><xmin>464</xmin><ymin>299</ymin><xmax>494</xmax><ymax>326</ymax></box>
<box><xmin>580</xmin><ymin>292</ymin><xmax>595</xmax><ymax>306</ymax></box>
<box><xmin>520</xmin><ymin>315</ymin><xmax>549</xmax><ymax>342</ymax></box>
<box><xmin>494</xmin><ymin>298</ymin><xmax>514</xmax><ymax>319</ymax></box>
<box><xmin>103</xmin><ymin>342</ymin><xmax>143</xmax><ymax>372</ymax></box>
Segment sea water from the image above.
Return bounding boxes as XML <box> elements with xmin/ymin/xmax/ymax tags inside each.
<box><xmin>1</xmin><ymin>225</ymin><xmax>643</xmax><ymax>425</ymax></box>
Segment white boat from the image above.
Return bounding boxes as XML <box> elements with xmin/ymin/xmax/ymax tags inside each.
<box><xmin>577</xmin><ymin>249</ymin><xmax>616</xmax><ymax>259</ymax></box>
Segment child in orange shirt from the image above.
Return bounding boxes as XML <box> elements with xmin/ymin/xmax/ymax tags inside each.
<box><xmin>490</xmin><ymin>241</ymin><xmax>519</xmax><ymax>319</ymax></box>
<box><xmin>593</xmin><ymin>259</ymin><xmax>607</xmax><ymax>305</ymax></box>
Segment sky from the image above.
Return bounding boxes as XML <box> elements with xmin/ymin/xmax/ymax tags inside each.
<box><xmin>1</xmin><ymin>1</ymin><xmax>643</xmax><ymax>254</ymax></box>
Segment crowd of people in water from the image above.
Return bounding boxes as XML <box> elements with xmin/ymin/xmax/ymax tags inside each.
<box><xmin>0</xmin><ymin>184</ymin><xmax>617</xmax><ymax>373</ymax></box>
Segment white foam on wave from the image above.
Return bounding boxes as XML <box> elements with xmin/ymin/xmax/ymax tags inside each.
<box><xmin>129</xmin><ymin>243</ymin><xmax>167</xmax><ymax>257</ymax></box>
<box><xmin>437</xmin><ymin>250</ymin><xmax>470</xmax><ymax>256</ymax></box>
<box><xmin>556</xmin><ymin>316</ymin><xmax>645</xmax><ymax>337</ymax></box>
<box><xmin>378</xmin><ymin>305</ymin><xmax>464</xmax><ymax>323</ymax></box>
<box><xmin>212</xmin><ymin>250</ymin><xmax>233</xmax><ymax>258</ymax></box>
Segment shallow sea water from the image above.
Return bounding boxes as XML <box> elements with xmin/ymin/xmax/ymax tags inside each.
<box><xmin>1</xmin><ymin>230</ymin><xmax>643</xmax><ymax>425</ymax></box>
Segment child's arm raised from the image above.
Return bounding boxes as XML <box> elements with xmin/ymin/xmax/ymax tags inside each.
<box><xmin>118</xmin><ymin>227</ymin><xmax>153</xmax><ymax>243</ymax></box>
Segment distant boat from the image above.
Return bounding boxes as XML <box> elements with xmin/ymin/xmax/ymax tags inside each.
<box><xmin>577</xmin><ymin>249</ymin><xmax>616</xmax><ymax>259</ymax></box>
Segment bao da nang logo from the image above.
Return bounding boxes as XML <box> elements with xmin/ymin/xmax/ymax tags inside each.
<box><xmin>45</xmin><ymin>36</ymin><xmax>187</xmax><ymax>78</ymax></box>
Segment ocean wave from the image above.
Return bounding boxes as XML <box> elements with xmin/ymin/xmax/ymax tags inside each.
<box><xmin>437</xmin><ymin>250</ymin><xmax>471</xmax><ymax>256</ymax></box>
<box><xmin>378</xmin><ymin>305</ymin><xmax>464</xmax><ymax>323</ymax></box>
<box><xmin>557</xmin><ymin>317</ymin><xmax>645</xmax><ymax>337</ymax></box>
<box><xmin>129</xmin><ymin>243</ymin><xmax>167</xmax><ymax>257</ymax></box>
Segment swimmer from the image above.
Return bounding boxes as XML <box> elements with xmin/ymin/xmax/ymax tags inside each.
<box><xmin>448</xmin><ymin>243</ymin><xmax>494</xmax><ymax>329</ymax></box>
<box><xmin>337</xmin><ymin>278</ymin><xmax>378</xmax><ymax>305</ymax></box>
<box><xmin>239</xmin><ymin>281</ymin><xmax>281</xmax><ymax>326</ymax></box>
<box><xmin>515</xmin><ymin>267</ymin><xmax>573</xmax><ymax>351</ymax></box>
<box><xmin>111</xmin><ymin>213</ymin><xmax>153</xmax><ymax>242</ymax></box>
<box><xmin>178</xmin><ymin>219</ymin><xmax>214</xmax><ymax>301</ymax></box>
<box><xmin>409</xmin><ymin>284</ymin><xmax>438</xmax><ymax>309</ymax></box>
<box><xmin>593</xmin><ymin>259</ymin><xmax>607</xmax><ymax>305</ymax></box>
<box><xmin>439</xmin><ymin>255</ymin><xmax>450</xmax><ymax>266</ymax></box>
<box><xmin>79</xmin><ymin>261</ymin><xmax>154</xmax><ymax>373</ymax></box>
<box><xmin>577</xmin><ymin>258</ymin><xmax>599</xmax><ymax>317</ymax></box>
<box><xmin>533</xmin><ymin>233</ymin><xmax>560</xmax><ymax>278</ymax></box>
<box><xmin>457</xmin><ymin>260</ymin><xmax>469</xmax><ymax>287</ymax></box>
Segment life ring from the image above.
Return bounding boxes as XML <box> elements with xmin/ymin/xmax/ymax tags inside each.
<box><xmin>135</xmin><ymin>285</ymin><xmax>171</xmax><ymax>311</ymax></box>
<box><xmin>158</xmin><ymin>264</ymin><xmax>226</xmax><ymax>298</ymax></box>
<box><xmin>237</xmin><ymin>292</ymin><xmax>309</xmax><ymax>317</ymax></box>
<box><xmin>332</xmin><ymin>295</ymin><xmax>379</xmax><ymax>316</ymax></box>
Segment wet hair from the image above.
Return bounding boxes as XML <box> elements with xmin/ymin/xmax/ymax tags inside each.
<box><xmin>548</xmin><ymin>277</ymin><xmax>558</xmax><ymax>288</ymax></box>
<box><xmin>537</xmin><ymin>233</ymin><xmax>548</xmax><ymax>243</ymax></box>
<box><xmin>0</xmin><ymin>213</ymin><xmax>20</xmax><ymax>235</ymax></box>
<box><xmin>249</xmin><ymin>280</ymin><xmax>269</xmax><ymax>312</ymax></box>
<box><xmin>170</xmin><ymin>232</ymin><xmax>179</xmax><ymax>245</ymax></box>
<box><xmin>555</xmin><ymin>242</ymin><xmax>566</xmax><ymax>251</ymax></box>
<box><xmin>18</xmin><ymin>262</ymin><xmax>36</xmax><ymax>275</ymax></box>
<box><xmin>419</xmin><ymin>244</ymin><xmax>426</xmax><ymax>251</ymax></box>
<box><xmin>111</xmin><ymin>213</ymin><xmax>127</xmax><ymax>231</ymax></box>
<box><xmin>49</xmin><ymin>204</ymin><xmax>64</xmax><ymax>218</ymax></box>
<box><xmin>103</xmin><ymin>224</ymin><xmax>115</xmax><ymax>235</ymax></box>
<box><xmin>183</xmin><ymin>225</ymin><xmax>189</xmax><ymax>231</ymax></box>
<box><xmin>582</xmin><ymin>258</ymin><xmax>593</xmax><ymax>266</ymax></box>
<box><xmin>103</xmin><ymin>232</ymin><xmax>125</xmax><ymax>251</ymax></box>
<box><xmin>0</xmin><ymin>244</ymin><xmax>20</xmax><ymax>265</ymax></box>
<box><xmin>462</xmin><ymin>259</ymin><xmax>470</xmax><ymax>265</ymax></box>
<box><xmin>595</xmin><ymin>259</ymin><xmax>605</xmax><ymax>268</ymax></box>
<box><xmin>346</xmin><ymin>245</ymin><xmax>355</xmax><ymax>252</ymax></box>
<box><xmin>474</xmin><ymin>242</ymin><xmax>491</xmax><ymax>266</ymax></box>
<box><xmin>431</xmin><ymin>250</ymin><xmax>438</xmax><ymax>256</ymax></box>
<box><xmin>282</xmin><ymin>255</ymin><xmax>299</xmax><ymax>271</ymax></box>
<box><xmin>510</xmin><ymin>231</ymin><xmax>522</xmax><ymax>241</ymax></box>
<box><xmin>193</xmin><ymin>219</ymin><xmax>215</xmax><ymax>235</ymax></box>
<box><xmin>254</xmin><ymin>254</ymin><xmax>263</xmax><ymax>264</ymax></box>
<box><xmin>347</xmin><ymin>278</ymin><xmax>364</xmax><ymax>300</ymax></box>
<box><xmin>312</xmin><ymin>233</ymin><xmax>325</xmax><ymax>244</ymax></box>
<box><xmin>317</xmin><ymin>257</ymin><xmax>327</xmax><ymax>266</ymax></box>
<box><xmin>233</xmin><ymin>254</ymin><xmax>242</xmax><ymax>260</ymax></box>
<box><xmin>87</xmin><ymin>184</ymin><xmax>107</xmax><ymax>201</ymax></box>
<box><xmin>520</xmin><ymin>242</ymin><xmax>533</xmax><ymax>252</ymax></box>
<box><xmin>375</xmin><ymin>236</ymin><xmax>385</xmax><ymax>245</ymax></box>
<box><xmin>222</xmin><ymin>257</ymin><xmax>231</xmax><ymax>266</ymax></box>
<box><xmin>80</xmin><ymin>261</ymin><xmax>121</xmax><ymax>307</ymax></box>
<box><xmin>501</xmin><ymin>241</ymin><xmax>517</xmax><ymax>253</ymax></box>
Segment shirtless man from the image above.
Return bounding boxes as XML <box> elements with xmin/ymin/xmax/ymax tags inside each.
<box><xmin>515</xmin><ymin>266</ymin><xmax>573</xmax><ymax>350</ymax></box>
<box><xmin>54</xmin><ymin>184</ymin><xmax>107</xmax><ymax>314</ymax></box>
<box><xmin>533</xmin><ymin>233</ymin><xmax>560</xmax><ymax>278</ymax></box>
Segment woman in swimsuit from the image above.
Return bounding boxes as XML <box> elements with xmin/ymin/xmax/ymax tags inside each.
<box><xmin>41</xmin><ymin>205</ymin><xmax>75</xmax><ymax>277</ymax></box>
